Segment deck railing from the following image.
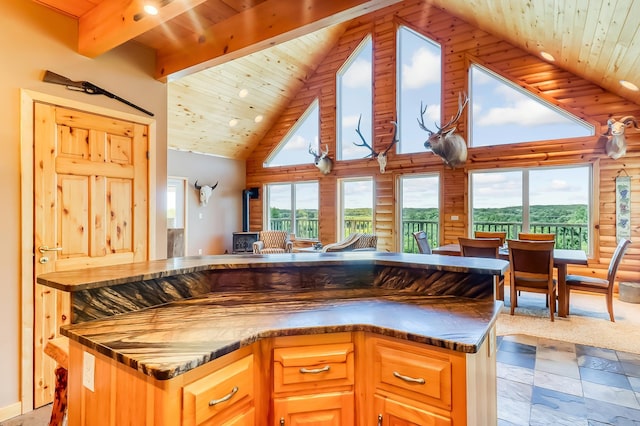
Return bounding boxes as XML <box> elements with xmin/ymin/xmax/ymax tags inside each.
<box><xmin>270</xmin><ymin>218</ymin><xmax>588</xmax><ymax>251</ymax></box>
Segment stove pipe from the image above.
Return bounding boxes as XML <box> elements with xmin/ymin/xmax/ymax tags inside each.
<box><xmin>242</xmin><ymin>187</ymin><xmax>259</xmax><ymax>232</ymax></box>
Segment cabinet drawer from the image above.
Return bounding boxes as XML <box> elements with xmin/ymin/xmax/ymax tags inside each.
<box><xmin>183</xmin><ymin>354</ymin><xmax>254</xmax><ymax>425</ymax></box>
<box><xmin>274</xmin><ymin>342</ymin><xmax>354</xmax><ymax>393</ymax></box>
<box><xmin>372</xmin><ymin>341</ymin><xmax>452</xmax><ymax>410</ymax></box>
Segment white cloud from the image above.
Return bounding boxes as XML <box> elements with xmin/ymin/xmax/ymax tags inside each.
<box><xmin>342</xmin><ymin>59</ymin><xmax>372</xmax><ymax>89</ymax></box>
<box><xmin>402</xmin><ymin>47</ymin><xmax>441</xmax><ymax>89</ymax></box>
<box><xmin>476</xmin><ymin>97</ymin><xmax>570</xmax><ymax>127</ymax></box>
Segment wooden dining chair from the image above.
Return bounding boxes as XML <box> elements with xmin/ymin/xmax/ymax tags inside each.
<box><xmin>508</xmin><ymin>239</ymin><xmax>557</xmax><ymax>321</ymax></box>
<box><xmin>474</xmin><ymin>231</ymin><xmax>507</xmax><ymax>245</ymax></box>
<box><xmin>459</xmin><ymin>237</ymin><xmax>502</xmax><ymax>257</ymax></box>
<box><xmin>565</xmin><ymin>238</ymin><xmax>631</xmax><ymax>322</ymax></box>
<box><xmin>412</xmin><ymin>231</ymin><xmax>432</xmax><ymax>254</ymax></box>
<box><xmin>459</xmin><ymin>237</ymin><xmax>504</xmax><ymax>300</ymax></box>
<box><xmin>517</xmin><ymin>232</ymin><xmax>556</xmax><ymax>241</ymax></box>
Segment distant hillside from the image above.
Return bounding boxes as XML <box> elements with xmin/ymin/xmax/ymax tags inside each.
<box><xmin>271</xmin><ymin>205</ymin><xmax>588</xmax><ymax>223</ymax></box>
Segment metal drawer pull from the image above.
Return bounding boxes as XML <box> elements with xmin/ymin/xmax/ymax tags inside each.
<box><xmin>377</xmin><ymin>414</ymin><xmax>383</xmax><ymax>425</ymax></box>
<box><xmin>299</xmin><ymin>365</ymin><xmax>330</xmax><ymax>374</ymax></box>
<box><xmin>393</xmin><ymin>371</ymin><xmax>426</xmax><ymax>384</ymax></box>
<box><xmin>208</xmin><ymin>386</ymin><xmax>238</xmax><ymax>406</ymax></box>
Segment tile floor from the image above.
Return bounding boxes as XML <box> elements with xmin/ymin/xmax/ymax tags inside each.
<box><xmin>497</xmin><ymin>334</ymin><xmax>640</xmax><ymax>425</ymax></box>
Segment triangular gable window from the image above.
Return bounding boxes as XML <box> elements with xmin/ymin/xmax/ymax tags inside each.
<box><xmin>470</xmin><ymin>64</ymin><xmax>593</xmax><ymax>146</ymax></box>
<box><xmin>265</xmin><ymin>99</ymin><xmax>319</xmax><ymax>167</ymax></box>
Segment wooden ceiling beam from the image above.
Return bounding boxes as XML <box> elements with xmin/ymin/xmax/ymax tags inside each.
<box><xmin>78</xmin><ymin>0</ymin><xmax>208</xmax><ymax>58</ymax></box>
<box><xmin>156</xmin><ymin>0</ymin><xmax>402</xmax><ymax>81</ymax></box>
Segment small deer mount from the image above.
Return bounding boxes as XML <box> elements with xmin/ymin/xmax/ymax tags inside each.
<box><xmin>418</xmin><ymin>92</ymin><xmax>469</xmax><ymax>168</ymax></box>
<box><xmin>308</xmin><ymin>144</ymin><xmax>334</xmax><ymax>175</ymax></box>
<box><xmin>352</xmin><ymin>115</ymin><xmax>399</xmax><ymax>173</ymax></box>
<box><xmin>598</xmin><ymin>116</ymin><xmax>639</xmax><ymax>160</ymax></box>
<box><xmin>194</xmin><ymin>180</ymin><xmax>219</xmax><ymax>206</ymax></box>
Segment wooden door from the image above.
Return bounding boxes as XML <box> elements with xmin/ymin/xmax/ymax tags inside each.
<box><xmin>33</xmin><ymin>103</ymin><xmax>149</xmax><ymax>406</ymax></box>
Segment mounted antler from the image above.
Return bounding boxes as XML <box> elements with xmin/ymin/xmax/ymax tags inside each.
<box><xmin>418</xmin><ymin>92</ymin><xmax>469</xmax><ymax>168</ymax></box>
<box><xmin>352</xmin><ymin>115</ymin><xmax>398</xmax><ymax>173</ymax></box>
<box><xmin>600</xmin><ymin>115</ymin><xmax>640</xmax><ymax>160</ymax></box>
<box><xmin>308</xmin><ymin>143</ymin><xmax>333</xmax><ymax>175</ymax></box>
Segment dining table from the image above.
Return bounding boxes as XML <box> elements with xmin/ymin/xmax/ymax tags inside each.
<box><xmin>432</xmin><ymin>243</ymin><xmax>588</xmax><ymax>317</ymax></box>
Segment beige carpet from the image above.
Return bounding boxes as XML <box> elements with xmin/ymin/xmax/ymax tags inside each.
<box><xmin>497</xmin><ymin>290</ymin><xmax>640</xmax><ymax>354</ymax></box>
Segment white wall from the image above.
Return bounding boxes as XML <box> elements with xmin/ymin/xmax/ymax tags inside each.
<box><xmin>0</xmin><ymin>1</ymin><xmax>167</xmax><ymax>416</ymax></box>
<box><xmin>167</xmin><ymin>149</ymin><xmax>246</xmax><ymax>255</ymax></box>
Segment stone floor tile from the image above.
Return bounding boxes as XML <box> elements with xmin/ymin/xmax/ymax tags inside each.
<box><xmin>584</xmin><ymin>397</ymin><xmax>640</xmax><ymax>425</ymax></box>
<box><xmin>536</xmin><ymin>338</ymin><xmax>576</xmax><ymax>354</ymax></box>
<box><xmin>535</xmin><ymin>356</ymin><xmax>581</xmax><ymax>379</ymax></box>
<box><xmin>529</xmin><ymin>404</ymin><xmax>588</xmax><ymax>426</ymax></box>
<box><xmin>498</xmin><ymin>349</ymin><xmax>536</xmax><ymax>370</ymax></box>
<box><xmin>500</xmin><ymin>340</ymin><xmax>537</xmax><ymax>354</ymax></box>
<box><xmin>582</xmin><ymin>380</ymin><xmax>640</xmax><ymax>409</ymax></box>
<box><xmin>498</xmin><ymin>377</ymin><xmax>533</xmax><ymax>402</ymax></box>
<box><xmin>576</xmin><ymin>344</ymin><xmax>620</xmax><ymax>361</ymax></box>
<box><xmin>534</xmin><ymin>369</ymin><xmax>583</xmax><ymax>397</ymax></box>
<box><xmin>531</xmin><ymin>386</ymin><xmax>587</xmax><ymax>418</ymax></box>
<box><xmin>498</xmin><ymin>362</ymin><xmax>535</xmax><ymax>385</ymax></box>
<box><xmin>580</xmin><ymin>366</ymin><xmax>632</xmax><ymax>389</ymax></box>
<box><xmin>498</xmin><ymin>396</ymin><xmax>531</xmax><ymax>426</ymax></box>
<box><xmin>578</xmin><ymin>354</ymin><xmax>625</xmax><ymax>374</ymax></box>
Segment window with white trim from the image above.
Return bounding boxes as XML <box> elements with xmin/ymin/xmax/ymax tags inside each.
<box><xmin>399</xmin><ymin>174</ymin><xmax>440</xmax><ymax>253</ymax></box>
<box><xmin>470</xmin><ymin>165</ymin><xmax>592</xmax><ymax>253</ymax></box>
<box><xmin>470</xmin><ymin>64</ymin><xmax>594</xmax><ymax>147</ymax></box>
<box><xmin>266</xmin><ymin>182</ymin><xmax>319</xmax><ymax>239</ymax></box>
<box><xmin>265</xmin><ymin>99</ymin><xmax>319</xmax><ymax>167</ymax></box>
<box><xmin>339</xmin><ymin>178</ymin><xmax>374</xmax><ymax>239</ymax></box>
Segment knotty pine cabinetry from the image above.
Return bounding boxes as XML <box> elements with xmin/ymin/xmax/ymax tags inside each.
<box><xmin>68</xmin><ymin>330</ymin><xmax>495</xmax><ymax>425</ymax></box>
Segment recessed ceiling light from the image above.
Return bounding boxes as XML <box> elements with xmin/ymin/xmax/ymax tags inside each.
<box><xmin>254</xmin><ymin>115</ymin><xmax>263</xmax><ymax>123</ymax></box>
<box><xmin>239</xmin><ymin>89</ymin><xmax>249</xmax><ymax>98</ymax></box>
<box><xmin>540</xmin><ymin>51</ymin><xmax>555</xmax><ymax>62</ymax></box>
<box><xmin>620</xmin><ymin>80</ymin><xmax>639</xmax><ymax>91</ymax></box>
<box><xmin>229</xmin><ymin>119</ymin><xmax>238</xmax><ymax>127</ymax></box>
<box><xmin>143</xmin><ymin>4</ymin><xmax>159</xmax><ymax>15</ymax></box>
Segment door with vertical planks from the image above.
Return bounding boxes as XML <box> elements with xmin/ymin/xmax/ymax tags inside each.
<box><xmin>33</xmin><ymin>103</ymin><xmax>149</xmax><ymax>407</ymax></box>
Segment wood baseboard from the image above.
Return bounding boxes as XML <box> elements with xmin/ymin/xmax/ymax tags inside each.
<box><xmin>0</xmin><ymin>401</ymin><xmax>22</xmax><ymax>422</ymax></box>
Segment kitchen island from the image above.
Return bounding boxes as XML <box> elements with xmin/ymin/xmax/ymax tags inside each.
<box><xmin>38</xmin><ymin>252</ymin><xmax>508</xmax><ymax>425</ymax></box>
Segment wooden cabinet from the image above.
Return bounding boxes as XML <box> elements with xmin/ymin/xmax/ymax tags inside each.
<box><xmin>272</xmin><ymin>333</ymin><xmax>355</xmax><ymax>425</ymax></box>
<box><xmin>366</xmin><ymin>330</ymin><xmax>496</xmax><ymax>426</ymax></box>
<box><xmin>68</xmin><ymin>330</ymin><xmax>495</xmax><ymax>425</ymax></box>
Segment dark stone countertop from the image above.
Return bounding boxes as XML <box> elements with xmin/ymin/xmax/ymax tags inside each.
<box><xmin>38</xmin><ymin>252</ymin><xmax>509</xmax><ymax>292</ymax></box>
<box><xmin>61</xmin><ymin>289</ymin><xmax>502</xmax><ymax>380</ymax></box>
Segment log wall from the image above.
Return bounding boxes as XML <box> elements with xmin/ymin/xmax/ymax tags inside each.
<box><xmin>246</xmin><ymin>0</ymin><xmax>640</xmax><ymax>282</ymax></box>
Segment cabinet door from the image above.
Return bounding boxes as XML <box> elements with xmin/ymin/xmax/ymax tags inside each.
<box><xmin>274</xmin><ymin>392</ymin><xmax>354</xmax><ymax>426</ymax></box>
<box><xmin>202</xmin><ymin>406</ymin><xmax>255</xmax><ymax>426</ymax></box>
<box><xmin>374</xmin><ymin>395</ymin><xmax>451</xmax><ymax>426</ymax></box>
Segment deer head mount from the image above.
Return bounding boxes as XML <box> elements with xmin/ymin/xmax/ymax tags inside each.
<box><xmin>599</xmin><ymin>116</ymin><xmax>639</xmax><ymax>160</ymax></box>
<box><xmin>308</xmin><ymin>144</ymin><xmax>334</xmax><ymax>175</ymax></box>
<box><xmin>352</xmin><ymin>115</ymin><xmax>399</xmax><ymax>173</ymax></box>
<box><xmin>418</xmin><ymin>92</ymin><xmax>469</xmax><ymax>168</ymax></box>
<box><xmin>194</xmin><ymin>180</ymin><xmax>219</xmax><ymax>206</ymax></box>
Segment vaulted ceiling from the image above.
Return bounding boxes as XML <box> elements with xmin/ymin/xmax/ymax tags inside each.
<box><xmin>33</xmin><ymin>0</ymin><xmax>640</xmax><ymax>159</ymax></box>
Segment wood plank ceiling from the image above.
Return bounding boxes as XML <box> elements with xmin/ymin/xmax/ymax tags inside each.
<box><xmin>33</xmin><ymin>0</ymin><xmax>640</xmax><ymax>159</ymax></box>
